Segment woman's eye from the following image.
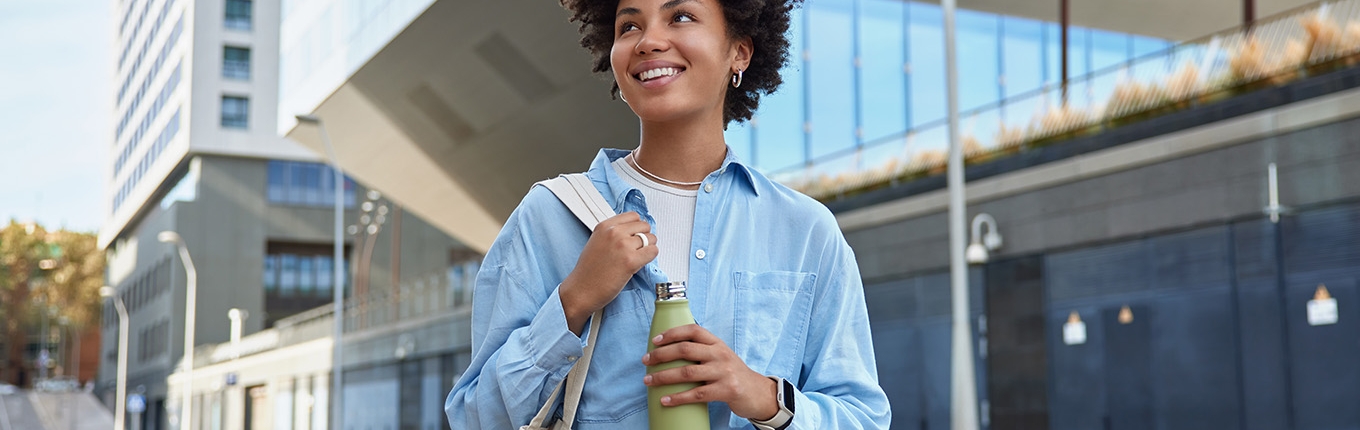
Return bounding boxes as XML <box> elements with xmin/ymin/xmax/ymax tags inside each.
<box><xmin>674</xmin><ymin>13</ymin><xmax>694</xmax><ymax>23</ymax></box>
<box><xmin>619</xmin><ymin>22</ymin><xmax>638</xmax><ymax>33</ymax></box>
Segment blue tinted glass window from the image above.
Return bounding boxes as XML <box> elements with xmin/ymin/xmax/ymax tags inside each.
<box><xmin>1090</xmin><ymin>29</ymin><xmax>1129</xmax><ymax>72</ymax></box>
<box><xmin>807</xmin><ymin>0</ymin><xmax>856</xmax><ymax>160</ymax></box>
<box><xmin>279</xmin><ymin>254</ymin><xmax>297</xmax><ymax>297</ymax></box>
<box><xmin>956</xmin><ymin>10</ymin><xmax>999</xmax><ymax>110</ymax></box>
<box><xmin>288</xmin><ymin>162</ymin><xmax>307</xmax><ymax>203</ymax></box>
<box><xmin>226</xmin><ymin>0</ymin><xmax>252</xmax><ymax>30</ymax></box>
<box><xmin>263</xmin><ymin>254</ymin><xmax>278</xmax><ymax>293</ymax></box>
<box><xmin>724</xmin><ymin>121</ymin><xmax>754</xmax><ymax>165</ymax></box>
<box><xmin>1045</xmin><ymin>23</ymin><xmax>1062</xmax><ymax>86</ymax></box>
<box><xmin>1002</xmin><ymin>16</ymin><xmax>1044</xmax><ymax>99</ymax></box>
<box><xmin>319</xmin><ymin>165</ymin><xmax>336</xmax><ymax>207</ymax></box>
<box><xmin>267</xmin><ymin>161</ymin><xmax>287</xmax><ymax>202</ymax></box>
<box><xmin>298</xmin><ymin>256</ymin><xmax>315</xmax><ymax>294</ymax></box>
<box><xmin>223</xmin><ymin>46</ymin><xmax>251</xmax><ymax>80</ymax></box>
<box><xmin>221</xmin><ymin>96</ymin><xmax>249</xmax><ymax>128</ymax></box>
<box><xmin>1068</xmin><ymin>28</ymin><xmax>1090</xmax><ymax>77</ymax></box>
<box><xmin>317</xmin><ymin>256</ymin><xmax>333</xmax><ymax>296</ymax></box>
<box><xmin>755</xmin><ymin>7</ymin><xmax>806</xmax><ymax>172</ymax></box>
<box><xmin>908</xmin><ymin>2</ymin><xmax>944</xmax><ymax>127</ymax></box>
<box><xmin>858</xmin><ymin>0</ymin><xmax>907</xmax><ymax>142</ymax></box>
<box><xmin>344</xmin><ymin>179</ymin><xmax>357</xmax><ymax>207</ymax></box>
<box><xmin>303</xmin><ymin>163</ymin><xmax>321</xmax><ymax>205</ymax></box>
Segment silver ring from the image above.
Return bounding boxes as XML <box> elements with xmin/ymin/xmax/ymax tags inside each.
<box><xmin>634</xmin><ymin>232</ymin><xmax>649</xmax><ymax>249</ymax></box>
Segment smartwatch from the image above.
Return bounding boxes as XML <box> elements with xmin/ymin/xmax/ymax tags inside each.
<box><xmin>751</xmin><ymin>376</ymin><xmax>795</xmax><ymax>430</ymax></box>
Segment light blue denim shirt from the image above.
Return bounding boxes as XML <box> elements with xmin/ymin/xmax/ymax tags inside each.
<box><xmin>445</xmin><ymin>148</ymin><xmax>890</xmax><ymax>429</ymax></box>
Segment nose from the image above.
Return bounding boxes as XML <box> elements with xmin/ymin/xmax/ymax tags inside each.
<box><xmin>634</xmin><ymin>28</ymin><xmax>669</xmax><ymax>56</ymax></box>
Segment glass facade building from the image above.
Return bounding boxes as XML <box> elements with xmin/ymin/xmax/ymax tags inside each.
<box><xmin>723</xmin><ymin>0</ymin><xmax>1172</xmax><ymax>176</ymax></box>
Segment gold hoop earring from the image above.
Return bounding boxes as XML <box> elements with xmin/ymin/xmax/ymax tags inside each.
<box><xmin>731</xmin><ymin>69</ymin><xmax>744</xmax><ymax>88</ymax></box>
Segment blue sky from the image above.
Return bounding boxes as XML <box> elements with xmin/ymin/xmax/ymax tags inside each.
<box><xmin>0</xmin><ymin>1</ymin><xmax>112</xmax><ymax>233</ymax></box>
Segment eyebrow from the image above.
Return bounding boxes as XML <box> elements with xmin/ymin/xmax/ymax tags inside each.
<box><xmin>617</xmin><ymin>0</ymin><xmax>698</xmax><ymax>18</ymax></box>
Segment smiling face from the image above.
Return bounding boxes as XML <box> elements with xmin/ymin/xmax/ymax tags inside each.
<box><xmin>610</xmin><ymin>0</ymin><xmax>750</xmax><ymax>125</ymax></box>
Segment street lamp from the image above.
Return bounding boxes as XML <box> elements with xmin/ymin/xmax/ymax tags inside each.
<box><xmin>943</xmin><ymin>0</ymin><xmax>981</xmax><ymax>427</ymax></box>
<box><xmin>100</xmin><ymin>286</ymin><xmax>129</xmax><ymax>430</ymax></box>
<box><xmin>295</xmin><ymin>113</ymin><xmax>345</xmax><ymax>430</ymax></box>
<box><xmin>966</xmin><ymin>214</ymin><xmax>1003</xmax><ymax>265</ymax></box>
<box><xmin>158</xmin><ymin>231</ymin><xmax>197</xmax><ymax>430</ymax></box>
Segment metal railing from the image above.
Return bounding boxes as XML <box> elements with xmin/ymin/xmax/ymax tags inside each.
<box><xmin>775</xmin><ymin>0</ymin><xmax>1360</xmax><ymax>200</ymax></box>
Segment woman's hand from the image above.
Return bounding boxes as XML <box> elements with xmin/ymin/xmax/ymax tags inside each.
<box><xmin>560</xmin><ymin>211</ymin><xmax>657</xmax><ymax>335</ymax></box>
<box><xmin>641</xmin><ymin>324</ymin><xmax>780</xmax><ymax>421</ymax></box>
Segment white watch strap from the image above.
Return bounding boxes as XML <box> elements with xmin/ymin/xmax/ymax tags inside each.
<box><xmin>750</xmin><ymin>377</ymin><xmax>793</xmax><ymax>430</ymax></box>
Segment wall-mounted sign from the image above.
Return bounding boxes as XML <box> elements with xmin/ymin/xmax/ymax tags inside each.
<box><xmin>1307</xmin><ymin>284</ymin><xmax>1338</xmax><ymax>326</ymax></box>
<box><xmin>1063</xmin><ymin>311</ymin><xmax>1087</xmax><ymax>345</ymax></box>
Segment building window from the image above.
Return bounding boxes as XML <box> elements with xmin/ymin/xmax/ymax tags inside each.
<box><xmin>448</xmin><ymin>250</ymin><xmax>483</xmax><ymax>308</ymax></box>
<box><xmin>225</xmin><ymin>0</ymin><xmax>252</xmax><ymax>30</ymax></box>
<box><xmin>221</xmin><ymin>96</ymin><xmax>249</xmax><ymax>129</ymax></box>
<box><xmin>264</xmin><ymin>243</ymin><xmax>351</xmax><ymax>326</ymax></box>
<box><xmin>223</xmin><ymin>46</ymin><xmax>251</xmax><ymax>80</ymax></box>
<box><xmin>266</xmin><ymin>160</ymin><xmax>357</xmax><ymax>208</ymax></box>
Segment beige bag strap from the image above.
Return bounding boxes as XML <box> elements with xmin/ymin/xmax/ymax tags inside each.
<box><xmin>523</xmin><ymin>308</ymin><xmax>602</xmax><ymax>429</ymax></box>
<box><xmin>523</xmin><ymin>173</ymin><xmax>617</xmax><ymax>429</ymax></box>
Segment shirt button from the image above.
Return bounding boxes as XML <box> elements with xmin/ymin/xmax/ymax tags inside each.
<box><xmin>704</xmin><ymin>183</ymin><xmax>714</xmax><ymax>193</ymax></box>
<box><xmin>567</xmin><ymin>356</ymin><xmax>578</xmax><ymax>362</ymax></box>
<box><xmin>695</xmin><ymin>249</ymin><xmax>706</xmax><ymax>260</ymax></box>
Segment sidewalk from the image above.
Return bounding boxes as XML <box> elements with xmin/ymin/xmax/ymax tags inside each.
<box><xmin>16</xmin><ymin>390</ymin><xmax>112</xmax><ymax>430</ymax></box>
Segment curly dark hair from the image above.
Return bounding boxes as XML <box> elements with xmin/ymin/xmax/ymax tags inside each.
<box><xmin>562</xmin><ymin>0</ymin><xmax>802</xmax><ymax>126</ymax></box>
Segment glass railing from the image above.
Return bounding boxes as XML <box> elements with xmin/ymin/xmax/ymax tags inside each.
<box><xmin>342</xmin><ymin>271</ymin><xmax>473</xmax><ymax>333</ymax></box>
<box><xmin>774</xmin><ymin>0</ymin><xmax>1360</xmax><ymax>200</ymax></box>
<box><xmin>190</xmin><ymin>269</ymin><xmax>472</xmax><ymax>367</ymax></box>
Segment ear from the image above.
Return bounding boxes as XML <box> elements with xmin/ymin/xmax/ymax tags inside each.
<box><xmin>730</xmin><ymin>35</ymin><xmax>754</xmax><ymax>73</ymax></box>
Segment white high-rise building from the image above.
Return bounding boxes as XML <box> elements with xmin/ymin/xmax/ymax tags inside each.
<box><xmin>104</xmin><ymin>0</ymin><xmax>312</xmax><ymax>247</ymax></box>
<box><xmin>98</xmin><ymin>1</ymin><xmax>467</xmax><ymax>429</ymax></box>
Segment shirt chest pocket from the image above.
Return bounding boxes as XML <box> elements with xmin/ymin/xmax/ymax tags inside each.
<box><xmin>732</xmin><ymin>271</ymin><xmax>816</xmax><ymax>377</ymax></box>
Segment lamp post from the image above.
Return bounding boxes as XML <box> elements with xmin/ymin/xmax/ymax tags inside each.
<box><xmin>158</xmin><ymin>231</ymin><xmax>197</xmax><ymax>430</ymax></box>
<box><xmin>101</xmin><ymin>286</ymin><xmax>129</xmax><ymax>430</ymax></box>
<box><xmin>348</xmin><ymin>191</ymin><xmax>389</xmax><ymax>328</ymax></box>
<box><xmin>943</xmin><ymin>0</ymin><xmax>980</xmax><ymax>428</ymax></box>
<box><xmin>295</xmin><ymin>114</ymin><xmax>345</xmax><ymax>430</ymax></box>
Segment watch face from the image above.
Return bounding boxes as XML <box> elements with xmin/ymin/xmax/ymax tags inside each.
<box><xmin>781</xmin><ymin>379</ymin><xmax>796</xmax><ymax>413</ymax></box>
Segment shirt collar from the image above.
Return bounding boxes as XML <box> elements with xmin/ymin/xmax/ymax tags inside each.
<box><xmin>586</xmin><ymin>147</ymin><xmax>760</xmax><ymax>209</ymax></box>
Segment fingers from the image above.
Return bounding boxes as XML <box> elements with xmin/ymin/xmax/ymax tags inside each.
<box><xmin>653</xmin><ymin>324</ymin><xmax>721</xmax><ymax>347</ymax></box>
<box><xmin>642</xmin><ymin>362</ymin><xmax>725</xmax><ymax>387</ymax></box>
<box><xmin>643</xmin><ymin>339</ymin><xmax>716</xmax><ymax>366</ymax></box>
<box><xmin>656</xmin><ymin>382</ymin><xmax>733</xmax><ymax>407</ymax></box>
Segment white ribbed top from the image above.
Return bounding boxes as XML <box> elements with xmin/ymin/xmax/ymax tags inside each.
<box><xmin>611</xmin><ymin>156</ymin><xmax>697</xmax><ymax>284</ymax></box>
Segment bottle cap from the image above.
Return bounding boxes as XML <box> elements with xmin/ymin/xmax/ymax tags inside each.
<box><xmin>655</xmin><ymin>282</ymin><xmax>687</xmax><ymax>300</ymax></box>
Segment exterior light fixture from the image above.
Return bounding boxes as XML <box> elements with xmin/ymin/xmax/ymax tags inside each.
<box><xmin>966</xmin><ymin>213</ymin><xmax>1003</xmax><ymax>264</ymax></box>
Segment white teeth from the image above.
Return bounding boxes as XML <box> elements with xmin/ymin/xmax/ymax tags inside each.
<box><xmin>638</xmin><ymin>67</ymin><xmax>680</xmax><ymax>81</ymax></box>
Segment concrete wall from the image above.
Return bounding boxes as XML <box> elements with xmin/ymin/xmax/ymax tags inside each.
<box><xmin>844</xmin><ymin>118</ymin><xmax>1360</xmax><ymax>283</ymax></box>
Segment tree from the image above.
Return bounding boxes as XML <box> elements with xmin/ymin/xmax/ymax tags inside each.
<box><xmin>0</xmin><ymin>220</ymin><xmax>104</xmax><ymax>386</ymax></box>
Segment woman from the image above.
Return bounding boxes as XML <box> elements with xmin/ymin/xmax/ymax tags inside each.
<box><xmin>445</xmin><ymin>0</ymin><xmax>890</xmax><ymax>428</ymax></box>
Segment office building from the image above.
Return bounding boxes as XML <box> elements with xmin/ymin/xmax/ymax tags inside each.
<box><xmin>99</xmin><ymin>1</ymin><xmax>467</xmax><ymax>429</ymax></box>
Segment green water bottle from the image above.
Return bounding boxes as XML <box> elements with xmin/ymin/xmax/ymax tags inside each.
<box><xmin>647</xmin><ymin>282</ymin><xmax>710</xmax><ymax>430</ymax></box>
